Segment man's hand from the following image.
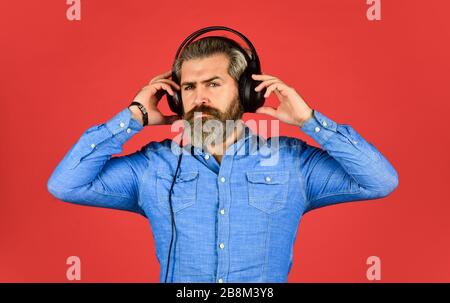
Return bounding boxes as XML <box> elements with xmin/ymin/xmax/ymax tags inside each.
<box><xmin>252</xmin><ymin>73</ymin><xmax>313</xmax><ymax>127</ymax></box>
<box><xmin>129</xmin><ymin>70</ymin><xmax>181</xmax><ymax>126</ymax></box>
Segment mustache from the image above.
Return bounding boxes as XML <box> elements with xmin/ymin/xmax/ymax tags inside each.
<box><xmin>184</xmin><ymin>104</ymin><xmax>222</xmax><ymax>120</ymax></box>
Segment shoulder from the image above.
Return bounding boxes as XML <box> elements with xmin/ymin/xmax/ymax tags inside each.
<box><xmin>266</xmin><ymin>135</ymin><xmax>306</xmax><ymax>150</ymax></box>
<box><xmin>139</xmin><ymin>138</ymin><xmax>181</xmax><ymax>159</ymax></box>
<box><xmin>142</xmin><ymin>138</ymin><xmax>174</xmax><ymax>152</ymax></box>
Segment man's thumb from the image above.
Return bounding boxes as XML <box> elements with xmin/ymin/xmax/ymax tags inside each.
<box><xmin>256</xmin><ymin>106</ymin><xmax>277</xmax><ymax>117</ymax></box>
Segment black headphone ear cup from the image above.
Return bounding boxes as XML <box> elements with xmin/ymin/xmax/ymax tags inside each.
<box><xmin>239</xmin><ymin>68</ymin><xmax>266</xmax><ymax>113</ymax></box>
<box><xmin>167</xmin><ymin>91</ymin><xmax>183</xmax><ymax>116</ymax></box>
<box><xmin>238</xmin><ymin>70</ymin><xmax>251</xmax><ymax>112</ymax></box>
<box><xmin>167</xmin><ymin>71</ymin><xmax>184</xmax><ymax>116</ymax></box>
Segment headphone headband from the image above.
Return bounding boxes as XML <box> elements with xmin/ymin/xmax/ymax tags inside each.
<box><xmin>173</xmin><ymin>26</ymin><xmax>260</xmax><ymax>63</ymax></box>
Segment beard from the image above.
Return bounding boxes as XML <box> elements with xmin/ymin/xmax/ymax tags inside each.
<box><xmin>183</xmin><ymin>95</ymin><xmax>244</xmax><ymax>151</ymax></box>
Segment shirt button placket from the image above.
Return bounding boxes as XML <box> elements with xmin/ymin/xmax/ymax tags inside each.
<box><xmin>217</xmin><ymin>173</ymin><xmax>229</xmax><ymax>283</ymax></box>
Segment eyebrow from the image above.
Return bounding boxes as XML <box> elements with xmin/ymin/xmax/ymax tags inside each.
<box><xmin>180</xmin><ymin>76</ymin><xmax>223</xmax><ymax>87</ymax></box>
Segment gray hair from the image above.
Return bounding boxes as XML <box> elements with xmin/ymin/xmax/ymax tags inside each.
<box><xmin>173</xmin><ymin>36</ymin><xmax>251</xmax><ymax>84</ymax></box>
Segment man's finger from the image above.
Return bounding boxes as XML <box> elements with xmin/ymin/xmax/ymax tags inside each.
<box><xmin>252</xmin><ymin>74</ymin><xmax>277</xmax><ymax>80</ymax></box>
<box><xmin>263</xmin><ymin>83</ymin><xmax>278</xmax><ymax>98</ymax></box>
<box><xmin>274</xmin><ymin>89</ymin><xmax>283</xmax><ymax>99</ymax></box>
<box><xmin>255</xmin><ymin>79</ymin><xmax>280</xmax><ymax>92</ymax></box>
<box><xmin>151</xmin><ymin>70</ymin><xmax>173</xmax><ymax>82</ymax></box>
<box><xmin>154</xmin><ymin>83</ymin><xmax>175</xmax><ymax>96</ymax></box>
<box><xmin>153</xmin><ymin>79</ymin><xmax>181</xmax><ymax>90</ymax></box>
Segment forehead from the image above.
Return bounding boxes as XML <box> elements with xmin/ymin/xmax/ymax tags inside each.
<box><xmin>180</xmin><ymin>53</ymin><xmax>230</xmax><ymax>81</ymax></box>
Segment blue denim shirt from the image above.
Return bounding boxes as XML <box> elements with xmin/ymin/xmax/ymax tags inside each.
<box><xmin>47</xmin><ymin>107</ymin><xmax>398</xmax><ymax>283</ymax></box>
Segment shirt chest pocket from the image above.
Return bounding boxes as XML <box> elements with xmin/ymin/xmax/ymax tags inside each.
<box><xmin>246</xmin><ymin>171</ymin><xmax>290</xmax><ymax>214</ymax></box>
<box><xmin>156</xmin><ymin>170</ymin><xmax>199</xmax><ymax>213</ymax></box>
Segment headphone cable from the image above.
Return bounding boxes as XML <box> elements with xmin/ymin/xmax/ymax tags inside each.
<box><xmin>164</xmin><ymin>136</ymin><xmax>184</xmax><ymax>283</ymax></box>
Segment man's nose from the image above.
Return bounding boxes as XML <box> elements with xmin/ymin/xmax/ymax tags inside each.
<box><xmin>193</xmin><ymin>90</ymin><xmax>211</xmax><ymax>107</ymax></box>
<box><xmin>194</xmin><ymin>98</ymin><xmax>210</xmax><ymax>107</ymax></box>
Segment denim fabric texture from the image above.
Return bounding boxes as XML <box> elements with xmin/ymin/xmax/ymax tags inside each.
<box><xmin>48</xmin><ymin>108</ymin><xmax>398</xmax><ymax>282</ymax></box>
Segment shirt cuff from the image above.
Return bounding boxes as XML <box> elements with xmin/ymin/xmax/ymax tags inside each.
<box><xmin>105</xmin><ymin>107</ymin><xmax>144</xmax><ymax>144</ymax></box>
<box><xmin>300</xmin><ymin>110</ymin><xmax>338</xmax><ymax>146</ymax></box>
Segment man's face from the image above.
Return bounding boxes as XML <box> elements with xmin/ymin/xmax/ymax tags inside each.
<box><xmin>180</xmin><ymin>53</ymin><xmax>244</xmax><ymax>148</ymax></box>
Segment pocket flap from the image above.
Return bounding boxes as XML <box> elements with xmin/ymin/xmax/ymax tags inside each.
<box><xmin>176</xmin><ymin>171</ymin><xmax>199</xmax><ymax>182</ymax></box>
<box><xmin>157</xmin><ymin>170</ymin><xmax>199</xmax><ymax>183</ymax></box>
<box><xmin>246</xmin><ymin>171</ymin><xmax>289</xmax><ymax>184</ymax></box>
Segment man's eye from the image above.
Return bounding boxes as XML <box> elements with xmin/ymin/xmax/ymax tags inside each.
<box><xmin>209</xmin><ymin>82</ymin><xmax>219</xmax><ymax>87</ymax></box>
<box><xmin>184</xmin><ymin>86</ymin><xmax>192</xmax><ymax>91</ymax></box>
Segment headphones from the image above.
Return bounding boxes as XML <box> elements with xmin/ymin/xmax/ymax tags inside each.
<box><xmin>164</xmin><ymin>26</ymin><xmax>264</xmax><ymax>283</ymax></box>
<box><xmin>166</xmin><ymin>25</ymin><xmax>266</xmax><ymax>116</ymax></box>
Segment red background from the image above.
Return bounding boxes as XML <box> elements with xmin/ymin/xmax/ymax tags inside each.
<box><xmin>1</xmin><ymin>0</ymin><xmax>449</xmax><ymax>282</ymax></box>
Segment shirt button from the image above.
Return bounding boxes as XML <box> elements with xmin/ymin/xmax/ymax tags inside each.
<box><xmin>265</xmin><ymin>176</ymin><xmax>271</xmax><ymax>182</ymax></box>
<box><xmin>218</xmin><ymin>278</ymin><xmax>224</xmax><ymax>283</ymax></box>
<box><xmin>204</xmin><ymin>154</ymin><xmax>210</xmax><ymax>160</ymax></box>
<box><xmin>315</xmin><ymin>126</ymin><xmax>321</xmax><ymax>132</ymax></box>
<box><xmin>220</xmin><ymin>209</ymin><xmax>225</xmax><ymax>215</ymax></box>
<box><xmin>119</xmin><ymin>122</ymin><xmax>125</xmax><ymax>128</ymax></box>
<box><xmin>126</xmin><ymin>128</ymin><xmax>131</xmax><ymax>134</ymax></box>
<box><xmin>219</xmin><ymin>243</ymin><xmax>225</xmax><ymax>249</ymax></box>
<box><xmin>90</xmin><ymin>143</ymin><xmax>96</xmax><ymax>148</ymax></box>
<box><xmin>322</xmin><ymin>121</ymin><xmax>328</xmax><ymax>127</ymax></box>
<box><xmin>220</xmin><ymin>177</ymin><xmax>226</xmax><ymax>183</ymax></box>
